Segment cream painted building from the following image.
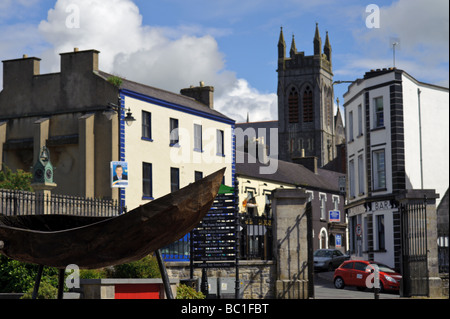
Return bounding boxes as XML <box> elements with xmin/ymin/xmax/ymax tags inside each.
<box><xmin>236</xmin><ymin>151</ymin><xmax>346</xmax><ymax>252</ymax></box>
<box><xmin>114</xmin><ymin>79</ymin><xmax>235</xmax><ymax>210</ymax></box>
<box><xmin>0</xmin><ymin>49</ymin><xmax>234</xmax><ymax>212</ymax></box>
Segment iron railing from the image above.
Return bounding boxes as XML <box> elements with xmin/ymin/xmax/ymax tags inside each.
<box><xmin>239</xmin><ymin>213</ymin><xmax>273</xmax><ymax>261</ymax></box>
<box><xmin>0</xmin><ymin>188</ymin><xmax>120</xmax><ymax>217</ymax></box>
<box><xmin>438</xmin><ymin>236</ymin><xmax>449</xmax><ymax>273</ymax></box>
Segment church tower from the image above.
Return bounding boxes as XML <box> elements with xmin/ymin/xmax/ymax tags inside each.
<box><xmin>277</xmin><ymin>24</ymin><xmax>335</xmax><ymax>168</ymax></box>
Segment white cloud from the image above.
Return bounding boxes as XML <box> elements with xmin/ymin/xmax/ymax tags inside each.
<box><xmin>33</xmin><ymin>0</ymin><xmax>274</xmax><ymax>122</ymax></box>
<box><xmin>215</xmin><ymin>79</ymin><xmax>277</xmax><ymax>123</ymax></box>
<box><xmin>347</xmin><ymin>0</ymin><xmax>449</xmax><ymax>87</ymax></box>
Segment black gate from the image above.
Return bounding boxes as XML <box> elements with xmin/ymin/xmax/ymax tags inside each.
<box><xmin>400</xmin><ymin>199</ymin><xmax>429</xmax><ymax>297</ymax></box>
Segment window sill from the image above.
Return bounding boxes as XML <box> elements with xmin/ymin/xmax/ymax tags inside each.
<box><xmin>216</xmin><ymin>153</ymin><xmax>226</xmax><ymax>157</ymax></box>
<box><xmin>372</xmin><ymin>188</ymin><xmax>387</xmax><ymax>193</ymax></box>
<box><xmin>142</xmin><ymin>196</ymin><xmax>154</xmax><ymax>200</ymax></box>
<box><xmin>193</xmin><ymin>148</ymin><xmax>203</xmax><ymax>153</ymax></box>
<box><xmin>141</xmin><ymin>137</ymin><xmax>153</xmax><ymax>142</ymax></box>
<box><xmin>357</xmin><ymin>133</ymin><xmax>364</xmax><ymax>138</ymax></box>
<box><xmin>371</xmin><ymin>126</ymin><xmax>385</xmax><ymax>132</ymax></box>
<box><xmin>169</xmin><ymin>143</ymin><xmax>180</xmax><ymax>148</ymax></box>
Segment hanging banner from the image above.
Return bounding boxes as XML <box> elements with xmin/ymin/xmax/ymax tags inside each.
<box><xmin>111</xmin><ymin>161</ymin><xmax>129</xmax><ymax>188</ymax></box>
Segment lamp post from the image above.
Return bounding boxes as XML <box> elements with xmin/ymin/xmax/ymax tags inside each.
<box><xmin>104</xmin><ymin>101</ymin><xmax>135</xmax><ymax>213</ymax></box>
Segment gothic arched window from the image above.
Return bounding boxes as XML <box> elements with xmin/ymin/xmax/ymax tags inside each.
<box><xmin>303</xmin><ymin>86</ymin><xmax>313</xmax><ymax>123</ymax></box>
<box><xmin>288</xmin><ymin>87</ymin><xmax>299</xmax><ymax>123</ymax></box>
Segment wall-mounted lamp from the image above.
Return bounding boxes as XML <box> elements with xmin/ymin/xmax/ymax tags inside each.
<box><xmin>104</xmin><ymin>102</ymin><xmax>136</xmax><ymax>126</ymax></box>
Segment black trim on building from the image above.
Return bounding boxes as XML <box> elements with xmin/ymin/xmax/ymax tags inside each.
<box><xmin>390</xmin><ymin>84</ymin><xmax>406</xmax><ymax>193</ymax></box>
<box><xmin>365</xmin><ymin>92</ymin><xmax>372</xmax><ymax>196</ymax></box>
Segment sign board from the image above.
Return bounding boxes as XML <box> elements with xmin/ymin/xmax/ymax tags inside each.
<box><xmin>335</xmin><ymin>234</ymin><xmax>342</xmax><ymax>248</ymax></box>
<box><xmin>191</xmin><ymin>192</ymin><xmax>237</xmax><ymax>267</ymax></box>
<box><xmin>111</xmin><ymin>161</ymin><xmax>129</xmax><ymax>188</ymax></box>
<box><xmin>329</xmin><ymin>210</ymin><xmax>340</xmax><ymax>222</ymax></box>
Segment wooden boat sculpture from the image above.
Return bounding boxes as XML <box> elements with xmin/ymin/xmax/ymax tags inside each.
<box><xmin>0</xmin><ymin>168</ymin><xmax>225</xmax><ymax>269</ymax></box>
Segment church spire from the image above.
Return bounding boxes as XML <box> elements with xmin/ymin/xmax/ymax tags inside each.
<box><xmin>324</xmin><ymin>31</ymin><xmax>332</xmax><ymax>63</ymax></box>
<box><xmin>313</xmin><ymin>23</ymin><xmax>322</xmax><ymax>56</ymax></box>
<box><xmin>278</xmin><ymin>26</ymin><xmax>286</xmax><ymax>59</ymax></box>
<box><xmin>290</xmin><ymin>34</ymin><xmax>297</xmax><ymax>57</ymax></box>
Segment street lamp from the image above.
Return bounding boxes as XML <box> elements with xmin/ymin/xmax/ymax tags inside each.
<box><xmin>104</xmin><ymin>102</ymin><xmax>136</xmax><ymax>126</ymax></box>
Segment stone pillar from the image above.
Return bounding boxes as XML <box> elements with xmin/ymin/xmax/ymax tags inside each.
<box><xmin>32</xmin><ymin>182</ymin><xmax>57</xmax><ymax>215</ymax></box>
<box><xmin>0</xmin><ymin>122</ymin><xmax>6</xmax><ymax>170</ymax></box>
<box><xmin>79</xmin><ymin>113</ymin><xmax>95</xmax><ymax>198</ymax></box>
<box><xmin>272</xmin><ymin>188</ymin><xmax>310</xmax><ymax>299</ymax></box>
<box><xmin>397</xmin><ymin>189</ymin><xmax>441</xmax><ymax>298</ymax></box>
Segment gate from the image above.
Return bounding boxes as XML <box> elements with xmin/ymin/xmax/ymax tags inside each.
<box><xmin>400</xmin><ymin>199</ymin><xmax>429</xmax><ymax>297</ymax></box>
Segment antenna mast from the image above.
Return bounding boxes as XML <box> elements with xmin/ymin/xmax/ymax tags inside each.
<box><xmin>392</xmin><ymin>40</ymin><xmax>400</xmax><ymax>68</ymax></box>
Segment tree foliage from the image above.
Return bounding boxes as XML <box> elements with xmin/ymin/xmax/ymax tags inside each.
<box><xmin>0</xmin><ymin>166</ymin><xmax>33</xmax><ymax>191</ymax></box>
<box><xmin>0</xmin><ymin>255</ymin><xmax>58</xmax><ymax>294</ymax></box>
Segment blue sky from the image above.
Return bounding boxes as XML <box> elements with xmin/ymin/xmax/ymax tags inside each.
<box><xmin>1</xmin><ymin>0</ymin><xmax>448</xmax><ymax>122</ymax></box>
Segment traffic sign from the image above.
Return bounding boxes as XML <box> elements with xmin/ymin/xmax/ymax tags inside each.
<box><xmin>356</xmin><ymin>224</ymin><xmax>362</xmax><ymax>236</ymax></box>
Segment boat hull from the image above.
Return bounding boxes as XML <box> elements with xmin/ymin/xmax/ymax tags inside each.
<box><xmin>0</xmin><ymin>168</ymin><xmax>225</xmax><ymax>269</ymax></box>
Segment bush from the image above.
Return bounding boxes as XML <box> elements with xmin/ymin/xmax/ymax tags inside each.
<box><xmin>176</xmin><ymin>284</ymin><xmax>205</xmax><ymax>299</ymax></box>
<box><xmin>21</xmin><ymin>280</ymin><xmax>57</xmax><ymax>299</ymax></box>
<box><xmin>105</xmin><ymin>255</ymin><xmax>161</xmax><ymax>278</ymax></box>
<box><xmin>0</xmin><ymin>255</ymin><xmax>58</xmax><ymax>293</ymax></box>
<box><xmin>80</xmin><ymin>268</ymin><xmax>107</xmax><ymax>279</ymax></box>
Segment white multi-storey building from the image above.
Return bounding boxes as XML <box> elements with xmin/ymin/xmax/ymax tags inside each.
<box><xmin>343</xmin><ymin>68</ymin><xmax>449</xmax><ymax>270</ymax></box>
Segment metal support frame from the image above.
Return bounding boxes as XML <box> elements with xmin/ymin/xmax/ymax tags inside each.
<box><xmin>57</xmin><ymin>268</ymin><xmax>65</xmax><ymax>299</ymax></box>
<box><xmin>31</xmin><ymin>265</ymin><xmax>44</xmax><ymax>299</ymax></box>
<box><xmin>155</xmin><ymin>249</ymin><xmax>174</xmax><ymax>299</ymax></box>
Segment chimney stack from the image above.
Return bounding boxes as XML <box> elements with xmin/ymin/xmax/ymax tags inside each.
<box><xmin>2</xmin><ymin>55</ymin><xmax>41</xmax><ymax>90</ymax></box>
<box><xmin>180</xmin><ymin>82</ymin><xmax>214</xmax><ymax>109</ymax></box>
<box><xmin>292</xmin><ymin>155</ymin><xmax>318</xmax><ymax>174</ymax></box>
<box><xmin>60</xmin><ymin>48</ymin><xmax>100</xmax><ymax>76</ymax></box>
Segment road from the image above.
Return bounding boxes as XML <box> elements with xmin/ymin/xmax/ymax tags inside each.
<box><xmin>313</xmin><ymin>271</ymin><xmax>401</xmax><ymax>299</ymax></box>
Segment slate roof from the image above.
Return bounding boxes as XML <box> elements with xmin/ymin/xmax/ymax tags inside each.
<box><xmin>236</xmin><ymin>151</ymin><xmax>343</xmax><ymax>193</ymax></box>
<box><xmin>97</xmin><ymin>71</ymin><xmax>233</xmax><ymax>122</ymax></box>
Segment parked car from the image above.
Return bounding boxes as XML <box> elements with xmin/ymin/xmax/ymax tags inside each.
<box><xmin>313</xmin><ymin>249</ymin><xmax>350</xmax><ymax>271</ymax></box>
<box><xmin>333</xmin><ymin>260</ymin><xmax>402</xmax><ymax>292</ymax></box>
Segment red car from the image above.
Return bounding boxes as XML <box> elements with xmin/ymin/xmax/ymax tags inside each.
<box><xmin>333</xmin><ymin>260</ymin><xmax>402</xmax><ymax>292</ymax></box>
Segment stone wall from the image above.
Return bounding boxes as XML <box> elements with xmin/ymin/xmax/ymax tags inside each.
<box><xmin>166</xmin><ymin>260</ymin><xmax>276</xmax><ymax>299</ymax></box>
